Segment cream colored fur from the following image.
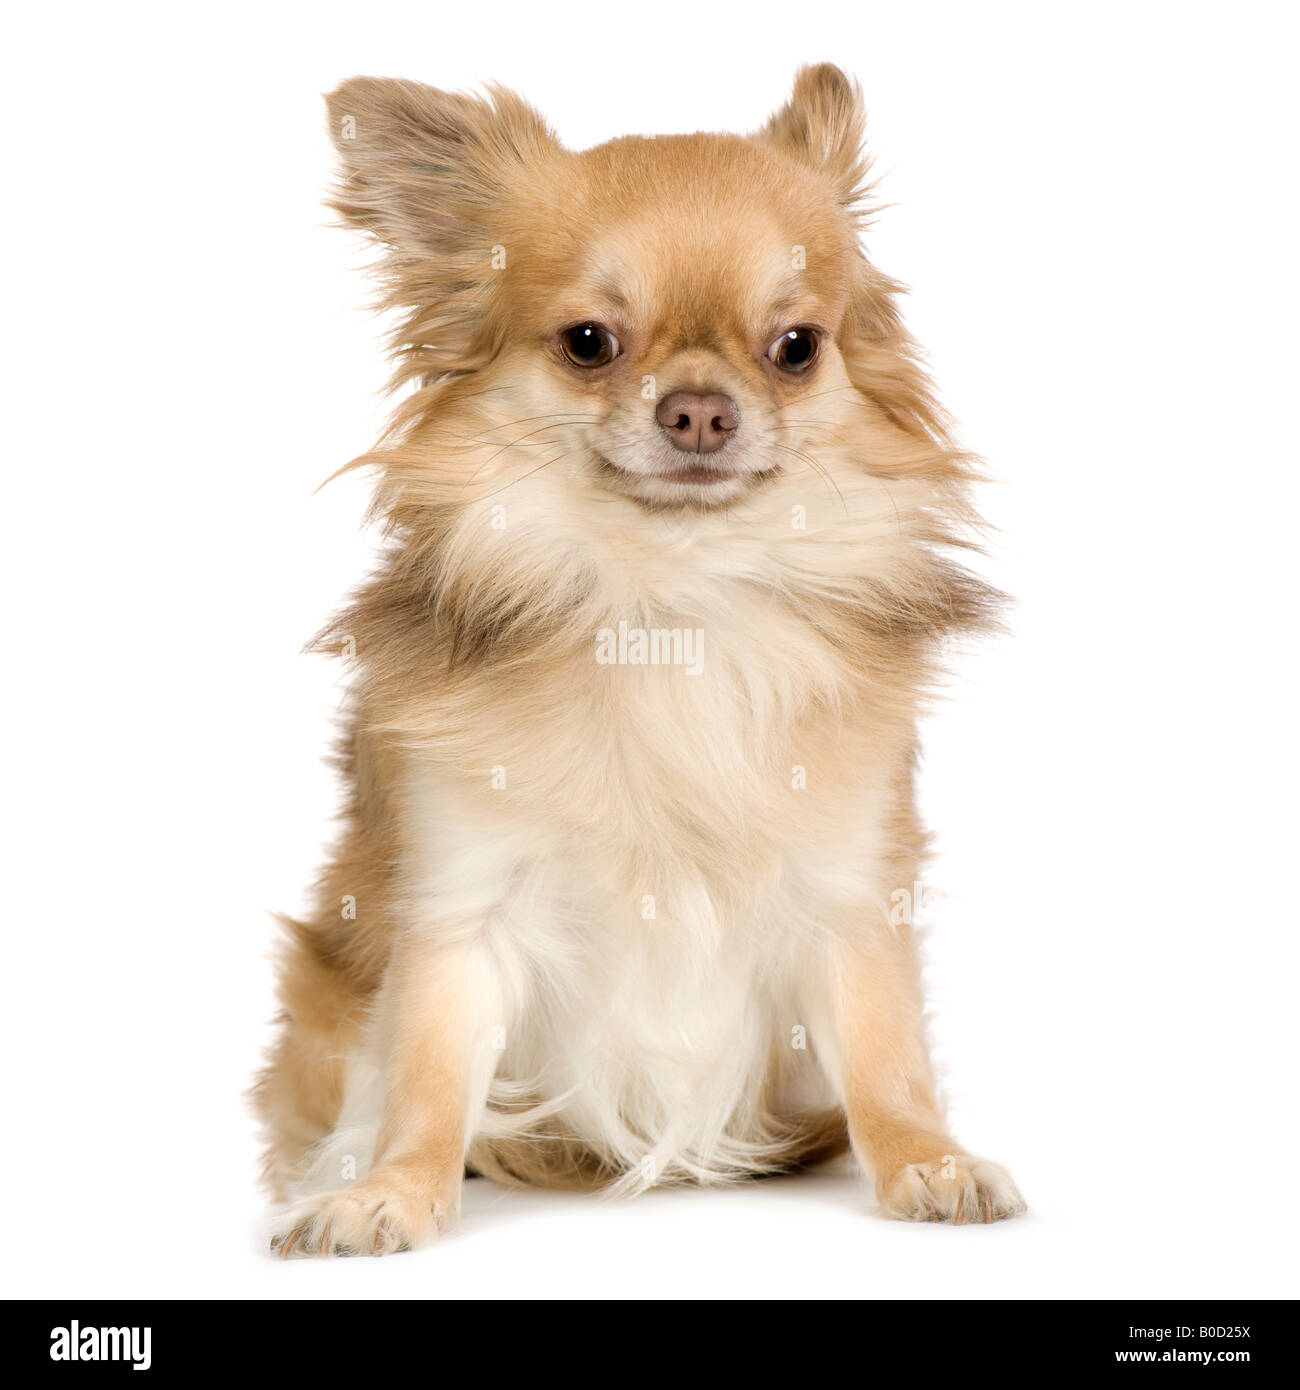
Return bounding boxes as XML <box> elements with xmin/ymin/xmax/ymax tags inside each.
<box><xmin>258</xmin><ymin>64</ymin><xmax>1025</xmax><ymax>1256</ymax></box>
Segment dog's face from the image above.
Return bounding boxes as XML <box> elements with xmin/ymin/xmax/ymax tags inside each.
<box><xmin>505</xmin><ymin>135</ymin><xmax>858</xmax><ymax>509</ymax></box>
<box><xmin>328</xmin><ymin>68</ymin><xmax>910</xmax><ymax>514</ymax></box>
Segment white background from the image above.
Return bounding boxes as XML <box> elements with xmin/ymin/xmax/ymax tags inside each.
<box><xmin>3</xmin><ymin>0</ymin><xmax>1297</xmax><ymax>1299</ymax></box>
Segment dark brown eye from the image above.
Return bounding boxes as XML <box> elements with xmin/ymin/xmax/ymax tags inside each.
<box><xmin>767</xmin><ymin>327</ymin><xmax>820</xmax><ymax>373</ymax></box>
<box><xmin>559</xmin><ymin>322</ymin><xmax>620</xmax><ymax>368</ymax></box>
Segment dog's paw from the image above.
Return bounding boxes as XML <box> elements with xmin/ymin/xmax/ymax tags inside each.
<box><xmin>876</xmin><ymin>1153</ymin><xmax>1026</xmax><ymax>1224</ymax></box>
<box><xmin>270</xmin><ymin>1171</ymin><xmax>450</xmax><ymax>1258</ymax></box>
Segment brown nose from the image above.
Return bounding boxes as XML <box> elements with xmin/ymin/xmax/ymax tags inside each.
<box><xmin>656</xmin><ymin>391</ymin><xmax>739</xmax><ymax>454</ymax></box>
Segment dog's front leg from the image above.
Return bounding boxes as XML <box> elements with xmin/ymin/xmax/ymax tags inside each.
<box><xmin>835</xmin><ymin>925</ymin><xmax>1026</xmax><ymax>1224</ymax></box>
<box><xmin>272</xmin><ymin>931</ymin><xmax>502</xmax><ymax>1256</ymax></box>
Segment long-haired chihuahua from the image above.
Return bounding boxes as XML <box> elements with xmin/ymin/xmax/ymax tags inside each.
<box><xmin>259</xmin><ymin>64</ymin><xmax>1026</xmax><ymax>1256</ymax></box>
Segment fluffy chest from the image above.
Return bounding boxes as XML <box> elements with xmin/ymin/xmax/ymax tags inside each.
<box><xmin>472</xmin><ymin>838</ymin><xmax>844</xmax><ymax>1186</ymax></box>
<box><xmin>431</xmin><ymin>590</ymin><xmax>883</xmax><ymax>895</ymax></box>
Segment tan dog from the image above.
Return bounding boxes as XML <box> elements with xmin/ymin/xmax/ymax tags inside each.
<box><xmin>259</xmin><ymin>64</ymin><xmax>1025</xmax><ymax>1256</ymax></box>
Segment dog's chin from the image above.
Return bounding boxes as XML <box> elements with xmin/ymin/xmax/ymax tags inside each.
<box><xmin>594</xmin><ymin>450</ymin><xmax>775</xmax><ymax>510</ymax></box>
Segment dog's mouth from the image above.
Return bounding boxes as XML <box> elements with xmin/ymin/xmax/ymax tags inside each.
<box><xmin>651</xmin><ymin>463</ymin><xmax>735</xmax><ymax>487</ymax></box>
<box><xmin>593</xmin><ymin>450</ymin><xmax>777</xmax><ymax>507</ymax></box>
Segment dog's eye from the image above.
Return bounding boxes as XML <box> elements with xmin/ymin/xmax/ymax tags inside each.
<box><xmin>767</xmin><ymin>327</ymin><xmax>820</xmax><ymax>373</ymax></box>
<box><xmin>559</xmin><ymin>323</ymin><xmax>620</xmax><ymax>368</ymax></box>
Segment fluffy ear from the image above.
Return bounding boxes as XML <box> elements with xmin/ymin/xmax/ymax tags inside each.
<box><xmin>325</xmin><ymin>77</ymin><xmax>557</xmax><ymax>255</ymax></box>
<box><xmin>757</xmin><ymin>64</ymin><xmax>870</xmax><ymax>210</ymax></box>
<box><xmin>762</xmin><ymin>69</ymin><xmax>945</xmax><ymax>442</ymax></box>
<box><xmin>322</xmin><ymin>78</ymin><xmax>560</xmax><ymax>384</ymax></box>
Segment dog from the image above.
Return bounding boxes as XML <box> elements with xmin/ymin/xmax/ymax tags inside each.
<box><xmin>258</xmin><ymin>64</ymin><xmax>1026</xmax><ymax>1256</ymax></box>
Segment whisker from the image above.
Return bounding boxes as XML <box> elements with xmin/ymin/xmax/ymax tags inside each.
<box><xmin>768</xmin><ymin>442</ymin><xmax>849</xmax><ymax>516</ymax></box>
<box><xmin>461</xmin><ymin>420</ymin><xmax>595</xmax><ymax>489</ymax></box>
<box><xmin>459</xmin><ymin>412</ymin><xmax>599</xmax><ymax>445</ymax></box>
<box><xmin>476</xmin><ymin>448</ymin><xmax>571</xmax><ymax>502</ymax></box>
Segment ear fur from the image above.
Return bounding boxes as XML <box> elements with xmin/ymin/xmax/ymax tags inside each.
<box><xmin>756</xmin><ymin>63</ymin><xmax>871</xmax><ymax>211</ymax></box>
<box><xmin>325</xmin><ymin>77</ymin><xmax>557</xmax><ymax>253</ymax></box>
<box><xmin>323</xmin><ymin>77</ymin><xmax>560</xmax><ymax>384</ymax></box>
<box><xmin>758</xmin><ymin>67</ymin><xmax>957</xmax><ymax>449</ymax></box>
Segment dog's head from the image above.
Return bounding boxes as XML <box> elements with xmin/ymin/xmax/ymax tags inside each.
<box><xmin>326</xmin><ymin>66</ymin><xmax>945</xmax><ymax>514</ymax></box>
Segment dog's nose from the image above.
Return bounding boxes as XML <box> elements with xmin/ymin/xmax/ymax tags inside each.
<box><xmin>656</xmin><ymin>391</ymin><xmax>739</xmax><ymax>454</ymax></box>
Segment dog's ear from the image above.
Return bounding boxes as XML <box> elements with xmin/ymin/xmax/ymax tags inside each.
<box><xmin>325</xmin><ymin>77</ymin><xmax>557</xmax><ymax>254</ymax></box>
<box><xmin>757</xmin><ymin>64</ymin><xmax>869</xmax><ymax>210</ymax></box>
<box><xmin>323</xmin><ymin>78</ymin><xmax>559</xmax><ymax>380</ymax></box>
<box><xmin>761</xmin><ymin>69</ymin><xmax>943</xmax><ymax>442</ymax></box>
